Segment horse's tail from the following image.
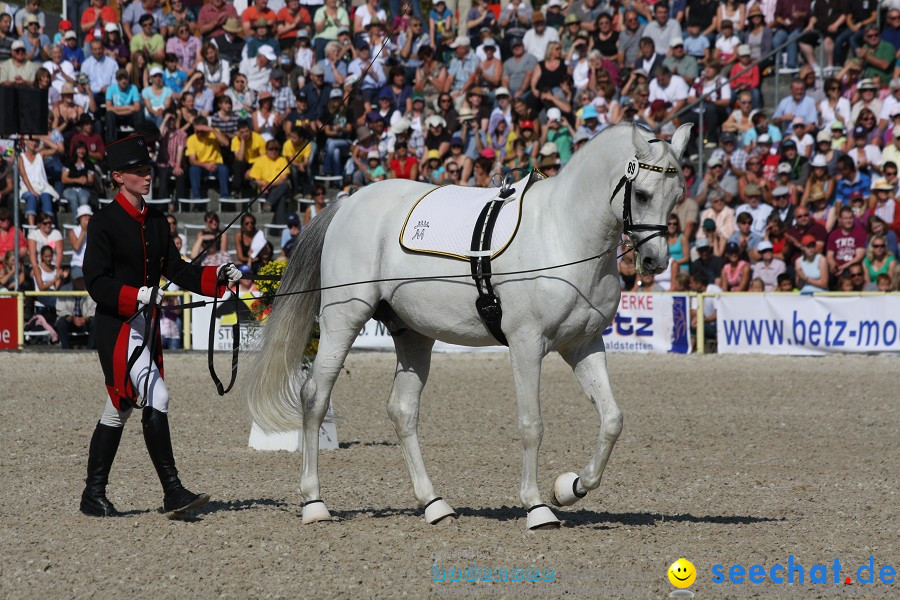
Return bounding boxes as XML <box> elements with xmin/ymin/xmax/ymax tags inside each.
<box><xmin>243</xmin><ymin>202</ymin><xmax>340</xmax><ymax>432</ymax></box>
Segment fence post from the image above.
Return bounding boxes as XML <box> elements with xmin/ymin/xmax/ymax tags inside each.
<box><xmin>183</xmin><ymin>293</ymin><xmax>192</xmax><ymax>350</ymax></box>
<box><xmin>696</xmin><ymin>293</ymin><xmax>705</xmax><ymax>354</ymax></box>
<box><xmin>16</xmin><ymin>292</ymin><xmax>24</xmax><ymax>349</ymax></box>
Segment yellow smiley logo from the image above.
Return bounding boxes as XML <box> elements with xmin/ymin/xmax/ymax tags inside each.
<box><xmin>668</xmin><ymin>558</ymin><xmax>697</xmax><ymax>588</ymax></box>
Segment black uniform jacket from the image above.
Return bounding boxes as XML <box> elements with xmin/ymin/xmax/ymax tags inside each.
<box><xmin>83</xmin><ymin>194</ymin><xmax>224</xmax><ymax>409</ymax></box>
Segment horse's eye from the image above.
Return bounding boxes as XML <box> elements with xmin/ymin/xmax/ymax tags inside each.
<box><xmin>636</xmin><ymin>191</ymin><xmax>649</xmax><ymax>203</ymax></box>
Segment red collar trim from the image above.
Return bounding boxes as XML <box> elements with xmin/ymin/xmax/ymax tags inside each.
<box><xmin>115</xmin><ymin>193</ymin><xmax>147</xmax><ymax>223</ymax></box>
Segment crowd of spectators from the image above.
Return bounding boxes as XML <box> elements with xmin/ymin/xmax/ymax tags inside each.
<box><xmin>1</xmin><ymin>0</ymin><xmax>900</xmax><ymax>348</ymax></box>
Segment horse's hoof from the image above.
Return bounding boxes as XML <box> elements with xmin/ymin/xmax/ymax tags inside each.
<box><xmin>424</xmin><ymin>497</ymin><xmax>458</xmax><ymax>524</ymax></box>
<box><xmin>301</xmin><ymin>500</ymin><xmax>333</xmax><ymax>523</ymax></box>
<box><xmin>526</xmin><ymin>504</ymin><xmax>560</xmax><ymax>530</ymax></box>
<box><xmin>551</xmin><ymin>472</ymin><xmax>585</xmax><ymax>507</ymax></box>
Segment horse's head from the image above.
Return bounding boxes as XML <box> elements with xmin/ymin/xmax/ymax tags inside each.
<box><xmin>624</xmin><ymin>123</ymin><xmax>692</xmax><ymax>275</ymax></box>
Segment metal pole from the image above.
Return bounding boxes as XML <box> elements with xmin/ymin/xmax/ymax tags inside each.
<box><xmin>697</xmin><ymin>103</ymin><xmax>705</xmax><ymax>183</ymax></box>
<box><xmin>12</xmin><ymin>137</ymin><xmax>20</xmax><ymax>292</ymax></box>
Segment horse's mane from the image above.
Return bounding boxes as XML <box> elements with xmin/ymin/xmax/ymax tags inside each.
<box><xmin>563</xmin><ymin>123</ymin><xmax>677</xmax><ymax>177</ymax></box>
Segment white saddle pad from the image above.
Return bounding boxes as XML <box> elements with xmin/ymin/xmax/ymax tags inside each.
<box><xmin>400</xmin><ymin>175</ymin><xmax>534</xmax><ymax>261</ymax></box>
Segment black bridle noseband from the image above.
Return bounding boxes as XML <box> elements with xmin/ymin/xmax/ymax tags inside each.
<box><xmin>610</xmin><ymin>146</ymin><xmax>680</xmax><ymax>256</ymax></box>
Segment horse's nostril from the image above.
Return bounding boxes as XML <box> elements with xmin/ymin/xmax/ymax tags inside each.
<box><xmin>642</xmin><ymin>257</ymin><xmax>655</xmax><ymax>271</ymax></box>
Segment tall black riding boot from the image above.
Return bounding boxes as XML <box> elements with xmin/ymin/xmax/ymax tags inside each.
<box><xmin>80</xmin><ymin>422</ymin><xmax>124</xmax><ymax>517</ymax></box>
<box><xmin>141</xmin><ymin>408</ymin><xmax>209</xmax><ymax>516</ymax></box>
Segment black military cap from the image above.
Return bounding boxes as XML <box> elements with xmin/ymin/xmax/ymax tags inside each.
<box><xmin>106</xmin><ymin>135</ymin><xmax>153</xmax><ymax>172</ymax></box>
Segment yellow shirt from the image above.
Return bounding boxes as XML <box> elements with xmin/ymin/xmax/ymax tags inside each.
<box><xmin>185</xmin><ymin>132</ymin><xmax>223</xmax><ymax>164</ymax></box>
<box><xmin>249</xmin><ymin>155</ymin><xmax>289</xmax><ymax>182</ymax></box>
<box><xmin>282</xmin><ymin>138</ymin><xmax>312</xmax><ymax>163</ymax></box>
<box><xmin>230</xmin><ymin>131</ymin><xmax>266</xmax><ymax>164</ymax></box>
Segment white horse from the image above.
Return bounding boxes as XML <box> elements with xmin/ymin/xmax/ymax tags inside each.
<box><xmin>244</xmin><ymin>123</ymin><xmax>691</xmax><ymax>529</ymax></box>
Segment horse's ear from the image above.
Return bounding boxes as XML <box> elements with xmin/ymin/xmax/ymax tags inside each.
<box><xmin>632</xmin><ymin>125</ymin><xmax>653</xmax><ymax>160</ymax></box>
<box><xmin>670</xmin><ymin>123</ymin><xmax>693</xmax><ymax>160</ymax></box>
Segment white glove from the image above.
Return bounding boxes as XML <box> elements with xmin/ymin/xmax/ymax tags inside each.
<box><xmin>137</xmin><ymin>286</ymin><xmax>163</xmax><ymax>307</ymax></box>
<box><xmin>218</xmin><ymin>262</ymin><xmax>242</xmax><ymax>283</ymax></box>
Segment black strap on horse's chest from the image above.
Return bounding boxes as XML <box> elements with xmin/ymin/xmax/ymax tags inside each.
<box><xmin>469</xmin><ymin>188</ymin><xmax>514</xmax><ymax>346</ymax></box>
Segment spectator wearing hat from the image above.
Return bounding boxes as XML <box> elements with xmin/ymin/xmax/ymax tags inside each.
<box><xmin>663</xmin><ymin>36</ymin><xmax>698</xmax><ymax>84</ymax></box>
<box><xmin>0</xmin><ymin>40</ymin><xmax>38</xmax><ymax>84</ymax></box>
<box><xmin>472</xmin><ymin>37</ymin><xmax>502</xmax><ymax>90</ymax></box>
<box><xmin>443</xmin><ymin>36</ymin><xmax>479</xmax><ymax>100</ymax></box>
<box><xmin>15</xmin><ymin>0</ymin><xmax>45</xmax><ymax>37</ymax></box>
<box><xmin>241</xmin><ymin>43</ymin><xmax>275</xmax><ymax>92</ymax></box>
<box><xmin>80</xmin><ymin>0</ymin><xmax>117</xmax><ymax>44</ymax></box>
<box><xmin>691</xmin><ymin>237</ymin><xmax>723</xmax><ymax>285</ymax></box>
<box><xmin>773</xmin><ymin>79</ymin><xmax>818</xmax><ymax>135</ymax></box>
<box><xmin>541</xmin><ymin>107</ymin><xmax>573</xmax><ymax>164</ymax></box>
<box><xmin>784</xmin><ymin>117</ymin><xmax>814</xmax><ymax>158</ymax></box>
<box><xmin>850</xmin><ymin>78</ymin><xmax>882</xmax><ymax>125</ymax></box>
<box><xmin>53</xmin><ymin>83</ymin><xmax>85</xmax><ymax>142</ymax></box>
<box><xmin>522</xmin><ymin>11</ymin><xmax>559</xmax><ymax>62</ymax></box>
<box><xmin>280</xmin><ymin>212</ymin><xmax>302</xmax><ymax>252</ymax></box>
<box><xmin>348</xmin><ymin>42</ymin><xmax>385</xmax><ymax>102</ymax></box>
<box><xmin>697</xmin><ymin>155</ymin><xmax>737</xmax><ymax>207</ymax></box>
<box><xmin>847</xmin><ymin>123</ymin><xmax>882</xmax><ymax>174</ymax></box>
<box><xmin>59</xmin><ymin>30</ymin><xmax>84</xmax><ymax>69</ymax></box>
<box><xmin>67</xmin><ymin>204</ymin><xmax>93</xmax><ymax>280</ymax></box>
<box><xmin>20</xmin><ymin>14</ymin><xmax>48</xmax><ymax>62</ymax></box>
<box><xmin>794</xmin><ymin>233</ymin><xmax>829</xmax><ymax>292</ymax></box>
<box><xmin>700</xmin><ymin>187</ymin><xmax>736</xmax><ymax>239</ymax></box>
<box><xmin>752</xmin><ymin>241</ymin><xmax>786</xmax><ymax>290</ymax></box>
<box><xmin>728</xmin><ymin>44</ymin><xmax>760</xmax><ymax>106</ymax></box>
<box><xmin>321</xmin><ymin>88</ymin><xmax>354</xmax><ymax>177</ymax></box>
<box><xmin>711</xmin><ymin>131</ymin><xmax>748</xmax><ymax>178</ymax></box>
<box><xmin>779</xmin><ymin>139</ymin><xmax>809</xmax><ymax>184</ymax></box>
<box><xmin>104</xmin><ymin>69</ymin><xmax>143</xmax><ymax>145</ymax></box>
<box><xmin>312</xmin><ymin>0</ymin><xmax>349</xmax><ymax>60</ymax></box>
<box><xmin>870</xmin><ymin>177</ymin><xmax>898</xmax><ymax>227</ymax></box>
<box><xmin>211</xmin><ymin>18</ymin><xmax>245</xmax><ymax>67</ymax></box>
<box><xmin>574</xmin><ymin>104</ymin><xmax>604</xmax><ymax>140</ymax></box>
<box><xmin>742</xmin><ymin>110</ymin><xmax>783</xmax><ymax>149</ymax></box>
<box><xmin>499</xmin><ymin>0</ymin><xmax>533</xmax><ymax>44</ymax></box>
<box><xmin>141</xmin><ymin>66</ymin><xmax>172</xmax><ymax>125</ymax></box>
<box><xmin>501</xmin><ymin>37</ymin><xmax>537</xmax><ymax>101</ymax></box>
<box><xmin>197</xmin><ymin>0</ymin><xmax>239</xmax><ymax>38</ymax></box>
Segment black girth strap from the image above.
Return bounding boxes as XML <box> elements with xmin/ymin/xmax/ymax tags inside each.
<box><xmin>469</xmin><ymin>188</ymin><xmax>513</xmax><ymax>346</ymax></box>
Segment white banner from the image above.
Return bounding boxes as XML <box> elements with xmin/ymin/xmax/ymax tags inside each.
<box><xmin>192</xmin><ymin>292</ymin><xmax>691</xmax><ymax>354</ymax></box>
<box><xmin>601</xmin><ymin>292</ymin><xmax>692</xmax><ymax>354</ymax></box>
<box><xmin>717</xmin><ymin>293</ymin><xmax>900</xmax><ymax>355</ymax></box>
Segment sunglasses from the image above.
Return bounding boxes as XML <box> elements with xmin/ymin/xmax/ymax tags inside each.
<box><xmin>873</xmin><ymin>244</ymin><xmax>886</xmax><ymax>248</ymax></box>
<box><xmin>314</xmin><ymin>192</ymin><xmax>325</xmax><ymax>197</ymax></box>
<box><xmin>41</xmin><ymin>221</ymin><xmax>53</xmax><ymax>225</ymax></box>
<box><xmin>885</xmin><ymin>171</ymin><xmax>897</xmax><ymax>176</ymax></box>
<box><xmin>850</xmin><ymin>272</ymin><xmax>864</xmax><ymax>277</ymax></box>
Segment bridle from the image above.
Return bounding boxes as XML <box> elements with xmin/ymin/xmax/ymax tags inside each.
<box><xmin>609</xmin><ymin>142</ymin><xmax>680</xmax><ymax>255</ymax></box>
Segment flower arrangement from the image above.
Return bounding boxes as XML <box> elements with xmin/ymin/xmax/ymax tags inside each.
<box><xmin>249</xmin><ymin>258</ymin><xmax>319</xmax><ymax>363</ymax></box>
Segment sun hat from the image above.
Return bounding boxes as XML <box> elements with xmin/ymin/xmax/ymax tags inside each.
<box><xmin>449</xmin><ymin>36</ymin><xmax>470</xmax><ymax>48</ymax></box>
<box><xmin>480</xmin><ymin>147</ymin><xmax>496</xmax><ymax>159</ymax></box>
<box><xmin>76</xmin><ymin>205</ymin><xmax>93</xmax><ymax>219</ymax></box>
<box><xmin>801</xmin><ymin>234</ymin><xmax>817</xmax><ymax>246</ymax></box>
<box><xmin>810</xmin><ymin>154</ymin><xmax>827</xmax><ymax>168</ymax></box>
<box><xmin>777</xmin><ymin>162</ymin><xmax>792</xmax><ymax>174</ymax></box>
<box><xmin>582</xmin><ymin>105</ymin><xmax>599</xmax><ymax>120</ymax></box>
<box><xmin>757</xmin><ymin>241</ymin><xmax>774</xmax><ymax>252</ymax></box>
<box><xmin>539</xmin><ymin>142</ymin><xmax>558</xmax><ymax>156</ymax></box>
<box><xmin>427</xmin><ymin>149</ymin><xmax>441</xmax><ymax>161</ymax></box>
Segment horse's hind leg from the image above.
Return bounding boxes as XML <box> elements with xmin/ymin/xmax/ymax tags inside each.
<box><xmin>299</xmin><ymin>302</ymin><xmax>371</xmax><ymax>524</ymax></box>
<box><xmin>387</xmin><ymin>330</ymin><xmax>457</xmax><ymax>524</ymax></box>
<box><xmin>552</xmin><ymin>338</ymin><xmax>623</xmax><ymax>508</ymax></box>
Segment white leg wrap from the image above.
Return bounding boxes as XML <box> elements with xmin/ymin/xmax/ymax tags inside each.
<box><xmin>423</xmin><ymin>497</ymin><xmax>457</xmax><ymax>524</ymax></box>
<box><xmin>301</xmin><ymin>500</ymin><xmax>333</xmax><ymax>524</ymax></box>
<box><xmin>551</xmin><ymin>472</ymin><xmax>586</xmax><ymax>507</ymax></box>
<box><xmin>526</xmin><ymin>504</ymin><xmax>560</xmax><ymax>530</ymax></box>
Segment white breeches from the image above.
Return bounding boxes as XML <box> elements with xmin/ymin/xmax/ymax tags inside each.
<box><xmin>99</xmin><ymin>315</ymin><xmax>170</xmax><ymax>427</ymax></box>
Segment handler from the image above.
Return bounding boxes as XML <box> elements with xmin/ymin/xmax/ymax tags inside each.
<box><xmin>81</xmin><ymin>136</ymin><xmax>241</xmax><ymax>518</ymax></box>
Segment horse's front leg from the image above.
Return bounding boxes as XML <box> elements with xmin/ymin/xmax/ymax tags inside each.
<box><xmin>553</xmin><ymin>338</ymin><xmax>623</xmax><ymax>507</ymax></box>
<box><xmin>508</xmin><ymin>337</ymin><xmax>560</xmax><ymax>530</ymax></box>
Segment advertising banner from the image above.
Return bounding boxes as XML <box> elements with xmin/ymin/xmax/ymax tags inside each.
<box><xmin>601</xmin><ymin>292</ymin><xmax>692</xmax><ymax>354</ymax></box>
<box><xmin>717</xmin><ymin>294</ymin><xmax>900</xmax><ymax>355</ymax></box>
<box><xmin>0</xmin><ymin>295</ymin><xmax>18</xmax><ymax>350</ymax></box>
<box><xmin>192</xmin><ymin>292</ymin><xmax>691</xmax><ymax>354</ymax></box>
